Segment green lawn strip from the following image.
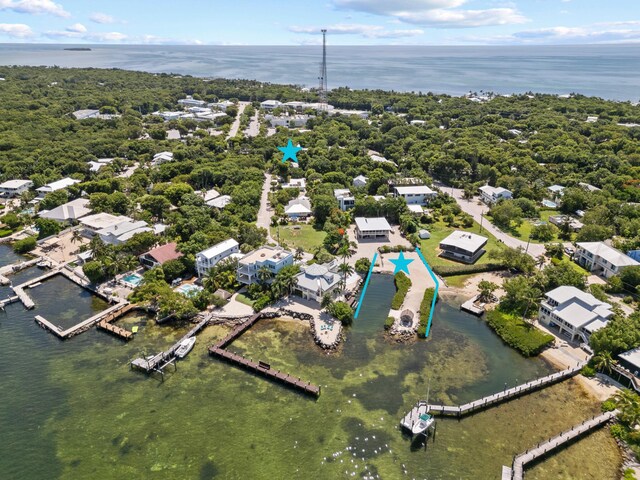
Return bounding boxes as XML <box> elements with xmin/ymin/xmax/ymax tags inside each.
<box><xmin>235</xmin><ymin>294</ymin><xmax>255</xmax><ymax>307</ymax></box>
<box><xmin>270</xmin><ymin>224</ymin><xmax>326</xmax><ymax>251</ymax></box>
<box><xmin>417</xmin><ymin>287</ymin><xmax>437</xmax><ymax>338</ymax></box>
<box><xmin>390</xmin><ymin>272</ymin><xmax>411</xmax><ymax>310</ymax></box>
<box><xmin>485</xmin><ymin>309</ymin><xmax>554</xmax><ymax>357</ymax></box>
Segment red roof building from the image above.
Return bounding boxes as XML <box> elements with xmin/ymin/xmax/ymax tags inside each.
<box><xmin>139</xmin><ymin>242</ymin><xmax>183</xmax><ymax>268</ymax></box>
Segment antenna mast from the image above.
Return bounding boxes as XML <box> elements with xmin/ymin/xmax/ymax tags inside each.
<box><xmin>318</xmin><ymin>29</ymin><xmax>328</xmax><ymax>110</ymax></box>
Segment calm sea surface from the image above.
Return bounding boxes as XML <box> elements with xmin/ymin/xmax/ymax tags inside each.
<box><xmin>0</xmin><ymin>248</ymin><xmax>621</xmax><ymax>479</ymax></box>
<box><xmin>0</xmin><ymin>44</ymin><xmax>638</xmax><ymax>101</ymax></box>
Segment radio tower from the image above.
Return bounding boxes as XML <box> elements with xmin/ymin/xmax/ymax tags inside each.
<box><xmin>318</xmin><ymin>29</ymin><xmax>328</xmax><ymax>110</ymax></box>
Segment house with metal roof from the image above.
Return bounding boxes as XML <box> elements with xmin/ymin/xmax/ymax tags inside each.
<box><xmin>38</xmin><ymin>198</ymin><xmax>91</xmax><ymax>223</ymax></box>
<box><xmin>294</xmin><ymin>261</ymin><xmax>341</xmax><ymax>303</ymax></box>
<box><xmin>195</xmin><ymin>239</ymin><xmax>240</xmax><ymax>277</ymax></box>
<box><xmin>439</xmin><ymin>230</ymin><xmax>488</xmax><ymax>264</ymax></box>
<box><xmin>393</xmin><ymin>185</ymin><xmax>437</xmax><ymax>206</ymax></box>
<box><xmin>354</xmin><ymin>217</ymin><xmax>391</xmax><ymax>240</ymax></box>
<box><xmin>478</xmin><ymin>185</ymin><xmax>512</xmax><ymax>205</ymax></box>
<box><xmin>575</xmin><ymin>242</ymin><xmax>639</xmax><ymax>278</ymax></box>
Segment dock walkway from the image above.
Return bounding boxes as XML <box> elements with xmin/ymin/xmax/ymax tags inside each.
<box><xmin>504</xmin><ymin>410</ymin><xmax>617</xmax><ymax>479</ymax></box>
<box><xmin>460</xmin><ymin>294</ymin><xmax>484</xmax><ymax>316</ymax></box>
<box><xmin>130</xmin><ymin>316</ymin><xmax>210</xmax><ymax>373</ymax></box>
<box><xmin>405</xmin><ymin>361</ymin><xmax>586</xmax><ymax>419</ymax></box>
<box><xmin>35</xmin><ymin>301</ymin><xmax>131</xmax><ymax>339</ymax></box>
<box><xmin>97</xmin><ymin>303</ymin><xmax>137</xmax><ymax>340</ymax></box>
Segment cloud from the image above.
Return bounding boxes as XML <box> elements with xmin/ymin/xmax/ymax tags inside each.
<box><xmin>89</xmin><ymin>12</ymin><xmax>115</xmax><ymax>24</ymax></box>
<box><xmin>86</xmin><ymin>31</ymin><xmax>127</xmax><ymax>42</ymax></box>
<box><xmin>0</xmin><ymin>0</ymin><xmax>70</xmax><ymax>17</ymax></box>
<box><xmin>331</xmin><ymin>0</ymin><xmax>527</xmax><ymax>28</ymax></box>
<box><xmin>44</xmin><ymin>29</ymin><xmax>127</xmax><ymax>42</ymax></box>
<box><xmin>0</xmin><ymin>22</ymin><xmax>33</xmax><ymax>38</ymax></box>
<box><xmin>140</xmin><ymin>34</ymin><xmax>204</xmax><ymax>45</ymax></box>
<box><xmin>290</xmin><ymin>23</ymin><xmax>423</xmax><ymax>38</ymax></box>
<box><xmin>66</xmin><ymin>22</ymin><xmax>86</xmax><ymax>33</ymax></box>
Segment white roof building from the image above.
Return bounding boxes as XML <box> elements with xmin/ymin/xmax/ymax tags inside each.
<box><xmin>478</xmin><ymin>185</ymin><xmax>513</xmax><ymax>204</ymax></box>
<box><xmin>575</xmin><ymin>242</ymin><xmax>639</xmax><ymax>278</ymax></box>
<box><xmin>98</xmin><ymin>220</ymin><xmax>152</xmax><ymax>245</ymax></box>
<box><xmin>260</xmin><ymin>100</ymin><xmax>282</xmax><ymax>109</ymax></box>
<box><xmin>39</xmin><ymin>198</ymin><xmax>91</xmax><ymax>223</ymax></box>
<box><xmin>284</xmin><ymin>198</ymin><xmax>312</xmax><ymax>219</ymax></box>
<box><xmin>393</xmin><ymin>185</ymin><xmax>437</xmax><ymax>206</ymax></box>
<box><xmin>207</xmin><ymin>195</ymin><xmax>232</xmax><ymax>209</ymax></box>
<box><xmin>199</xmin><ymin>188</ymin><xmax>220</xmax><ymax>202</ymax></box>
<box><xmin>80</xmin><ymin>213</ymin><xmax>133</xmax><ymax>232</ymax></box>
<box><xmin>0</xmin><ymin>179</ymin><xmax>33</xmax><ymax>197</ymax></box>
<box><xmin>281</xmin><ymin>178</ymin><xmax>306</xmax><ymax>191</ymax></box>
<box><xmin>152</xmin><ymin>151</ymin><xmax>174</xmax><ymax>165</ymax></box>
<box><xmin>439</xmin><ymin>231</ymin><xmax>488</xmax><ymax>264</ymax></box>
<box><xmin>195</xmin><ymin>239</ymin><xmax>241</xmax><ymax>277</ymax></box>
<box><xmin>539</xmin><ymin>285</ymin><xmax>614</xmax><ymax>342</ymax></box>
<box><xmin>578</xmin><ymin>182</ymin><xmax>601</xmax><ymax>192</ymax></box>
<box><xmin>294</xmin><ymin>261</ymin><xmax>341</xmax><ymax>303</ymax></box>
<box><xmin>334</xmin><ymin>188</ymin><xmax>355</xmax><ymax>211</ymax></box>
<box><xmin>355</xmin><ymin>217</ymin><xmax>392</xmax><ymax>240</ymax></box>
<box><xmin>353</xmin><ymin>175</ymin><xmax>368</xmax><ymax>187</ymax></box>
<box><xmin>36</xmin><ymin>177</ymin><xmax>80</xmax><ymax>195</ymax></box>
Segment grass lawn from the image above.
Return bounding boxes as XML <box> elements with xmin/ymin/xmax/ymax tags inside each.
<box><xmin>270</xmin><ymin>224</ymin><xmax>326</xmax><ymax>252</ymax></box>
<box><xmin>419</xmin><ymin>219</ymin><xmax>505</xmax><ymax>268</ymax></box>
<box><xmin>511</xmin><ymin>209</ymin><xmax>574</xmax><ymax>243</ymax></box>
<box><xmin>559</xmin><ymin>255</ymin><xmax>590</xmax><ymax>276</ymax></box>
<box><xmin>236</xmin><ymin>294</ymin><xmax>255</xmax><ymax>307</ymax></box>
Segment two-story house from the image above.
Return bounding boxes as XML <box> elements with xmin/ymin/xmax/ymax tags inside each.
<box><xmin>236</xmin><ymin>246</ymin><xmax>294</xmax><ymax>285</ymax></box>
<box><xmin>574</xmin><ymin>242</ymin><xmax>639</xmax><ymax>279</ymax></box>
<box><xmin>334</xmin><ymin>189</ymin><xmax>355</xmax><ymax>211</ymax></box>
<box><xmin>393</xmin><ymin>185</ymin><xmax>437</xmax><ymax>206</ymax></box>
<box><xmin>294</xmin><ymin>261</ymin><xmax>341</xmax><ymax>303</ymax></box>
<box><xmin>478</xmin><ymin>185</ymin><xmax>513</xmax><ymax>205</ymax></box>
<box><xmin>195</xmin><ymin>239</ymin><xmax>240</xmax><ymax>277</ymax></box>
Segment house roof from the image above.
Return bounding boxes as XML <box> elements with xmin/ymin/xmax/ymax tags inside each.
<box><xmin>197</xmin><ymin>239</ymin><xmax>239</xmax><ymax>260</ymax></box>
<box><xmin>39</xmin><ymin>198</ymin><xmax>91</xmax><ymax>222</ymax></box>
<box><xmin>548</xmin><ymin>184</ymin><xmax>565</xmax><ymax>193</ymax></box>
<box><xmin>81</xmin><ymin>213</ymin><xmax>132</xmax><ymax>230</ymax></box>
<box><xmin>479</xmin><ymin>185</ymin><xmax>512</xmax><ymax>196</ymax></box>
<box><xmin>285</xmin><ymin>203</ymin><xmax>312</xmax><ymax>215</ymax></box>
<box><xmin>144</xmin><ymin>242</ymin><xmax>182</xmax><ymax>264</ymax></box>
<box><xmin>394</xmin><ymin>185</ymin><xmax>435</xmax><ymax>195</ymax></box>
<box><xmin>545</xmin><ymin>285</ymin><xmax>608</xmax><ymax>308</ymax></box>
<box><xmin>296</xmin><ymin>263</ymin><xmax>340</xmax><ymax>292</ymax></box>
<box><xmin>554</xmin><ymin>303</ymin><xmax>599</xmax><ymax>329</ymax></box>
<box><xmin>408</xmin><ymin>205</ymin><xmax>424</xmax><ymax>214</ymax></box>
<box><xmin>98</xmin><ymin>220</ymin><xmax>148</xmax><ymax>237</ymax></box>
<box><xmin>577</xmin><ymin>242</ymin><xmax>640</xmax><ymax>268</ymax></box>
<box><xmin>355</xmin><ymin>217</ymin><xmax>391</xmax><ymax>232</ymax></box>
<box><xmin>440</xmin><ymin>231</ymin><xmax>488</xmax><ymax>254</ymax></box>
<box><xmin>239</xmin><ymin>246</ymin><xmax>292</xmax><ymax>266</ymax></box>
<box><xmin>620</xmin><ymin>347</ymin><xmax>640</xmax><ymax>371</ymax></box>
<box><xmin>37</xmin><ymin>177</ymin><xmax>80</xmax><ymax>192</ymax></box>
<box><xmin>207</xmin><ymin>195</ymin><xmax>232</xmax><ymax>209</ymax></box>
<box><xmin>353</xmin><ymin>175</ymin><xmax>368</xmax><ymax>184</ymax></box>
<box><xmin>0</xmin><ymin>179</ymin><xmax>32</xmax><ymax>189</ymax></box>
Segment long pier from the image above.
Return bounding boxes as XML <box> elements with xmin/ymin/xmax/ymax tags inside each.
<box><xmin>405</xmin><ymin>361</ymin><xmax>586</xmax><ymax>420</ymax></box>
<box><xmin>214</xmin><ymin>313</ymin><xmax>261</xmax><ymax>349</ymax></box>
<box><xmin>503</xmin><ymin>410</ymin><xmax>618</xmax><ymax>480</ymax></box>
<box><xmin>34</xmin><ymin>301</ymin><xmax>131</xmax><ymax>339</ymax></box>
<box><xmin>130</xmin><ymin>316</ymin><xmax>210</xmax><ymax>373</ymax></box>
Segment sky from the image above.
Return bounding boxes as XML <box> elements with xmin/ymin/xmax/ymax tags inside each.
<box><xmin>1</xmin><ymin>0</ymin><xmax>640</xmax><ymax>46</ymax></box>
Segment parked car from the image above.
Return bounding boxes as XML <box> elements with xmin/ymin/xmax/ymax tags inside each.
<box><xmin>564</xmin><ymin>247</ymin><xmax>574</xmax><ymax>256</ymax></box>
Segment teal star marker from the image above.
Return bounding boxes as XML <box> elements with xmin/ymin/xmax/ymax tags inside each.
<box><xmin>278</xmin><ymin>139</ymin><xmax>303</xmax><ymax>163</ymax></box>
<box><xmin>389</xmin><ymin>251</ymin><xmax>414</xmax><ymax>275</ymax></box>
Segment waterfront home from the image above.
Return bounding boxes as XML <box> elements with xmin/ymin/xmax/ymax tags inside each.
<box><xmin>281</xmin><ymin>178</ymin><xmax>306</xmax><ymax>191</ymax></box>
<box><xmin>195</xmin><ymin>239</ymin><xmax>240</xmax><ymax>277</ymax></box>
<box><xmin>236</xmin><ymin>246</ymin><xmax>294</xmax><ymax>285</ymax></box>
<box><xmin>393</xmin><ymin>185</ymin><xmax>437</xmax><ymax>206</ymax></box>
<box><xmin>140</xmin><ymin>242</ymin><xmax>183</xmax><ymax>269</ymax></box>
<box><xmin>39</xmin><ymin>198</ymin><xmax>92</xmax><ymax>223</ymax></box>
<box><xmin>36</xmin><ymin>177</ymin><xmax>80</xmax><ymax>198</ymax></box>
<box><xmin>538</xmin><ymin>285</ymin><xmax>613</xmax><ymax>342</ymax></box>
<box><xmin>98</xmin><ymin>219</ymin><xmax>152</xmax><ymax>245</ymax></box>
<box><xmin>294</xmin><ymin>261</ymin><xmax>341</xmax><ymax>303</ymax></box>
<box><xmin>178</xmin><ymin>96</ymin><xmax>206</xmax><ymax>108</ymax></box>
<box><xmin>334</xmin><ymin>189</ymin><xmax>355</xmax><ymax>211</ymax></box>
<box><xmin>260</xmin><ymin>100</ymin><xmax>282</xmax><ymax>110</ymax></box>
<box><xmin>616</xmin><ymin>348</ymin><xmax>640</xmax><ymax>391</ymax></box>
<box><xmin>548</xmin><ymin>215</ymin><xmax>583</xmax><ymax>232</ymax></box>
<box><xmin>284</xmin><ymin>198</ymin><xmax>312</xmax><ymax>220</ymax></box>
<box><xmin>152</xmin><ymin>151</ymin><xmax>174</xmax><ymax>165</ymax></box>
<box><xmin>478</xmin><ymin>185</ymin><xmax>512</xmax><ymax>205</ymax></box>
<box><xmin>574</xmin><ymin>242</ymin><xmax>640</xmax><ymax>278</ymax></box>
<box><xmin>355</xmin><ymin>217</ymin><xmax>391</xmax><ymax>240</ymax></box>
<box><xmin>80</xmin><ymin>213</ymin><xmax>133</xmax><ymax>236</ymax></box>
<box><xmin>0</xmin><ymin>179</ymin><xmax>33</xmax><ymax>197</ymax></box>
<box><xmin>439</xmin><ymin>230</ymin><xmax>488</xmax><ymax>264</ymax></box>
<box><xmin>353</xmin><ymin>175</ymin><xmax>368</xmax><ymax>188</ymax></box>
<box><xmin>207</xmin><ymin>195</ymin><xmax>232</xmax><ymax>209</ymax></box>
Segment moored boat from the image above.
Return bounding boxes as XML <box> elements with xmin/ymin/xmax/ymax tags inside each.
<box><xmin>175</xmin><ymin>337</ymin><xmax>196</xmax><ymax>358</ymax></box>
<box><xmin>412</xmin><ymin>412</ymin><xmax>435</xmax><ymax>436</ymax></box>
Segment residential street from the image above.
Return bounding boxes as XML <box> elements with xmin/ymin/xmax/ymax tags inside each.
<box><xmin>226</xmin><ymin>101</ymin><xmax>249</xmax><ymax>139</ymax></box>
<box><xmin>435</xmin><ymin>182</ymin><xmax>545</xmax><ymax>258</ymax></box>
<box><xmin>256</xmin><ymin>172</ymin><xmax>275</xmax><ymax>243</ymax></box>
<box><xmin>244</xmin><ymin>111</ymin><xmax>260</xmax><ymax>137</ymax></box>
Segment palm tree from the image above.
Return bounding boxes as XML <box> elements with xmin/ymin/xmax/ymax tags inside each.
<box><xmin>257</xmin><ymin>266</ymin><xmax>273</xmax><ymax>286</ymax></box>
<box><xmin>593</xmin><ymin>351</ymin><xmax>615</xmax><ymax>375</ymax></box>
<box><xmin>120</xmin><ymin>254</ymin><xmax>139</xmax><ymax>273</ymax></box>
<box><xmin>294</xmin><ymin>247</ymin><xmax>304</xmax><ymax>261</ymax></box>
<box><xmin>203</xmin><ymin>268</ymin><xmax>221</xmax><ymax>292</ymax></box>
<box><xmin>71</xmin><ymin>229</ymin><xmax>83</xmax><ymax>245</ymax></box>
<box><xmin>535</xmin><ymin>255</ymin><xmax>545</xmax><ymax>270</ymax></box>
<box><xmin>88</xmin><ymin>236</ymin><xmax>106</xmax><ymax>259</ymax></box>
<box><xmin>613</xmin><ymin>389</ymin><xmax>640</xmax><ymax>427</ymax></box>
<box><xmin>338</xmin><ymin>263</ymin><xmax>354</xmax><ymax>292</ymax></box>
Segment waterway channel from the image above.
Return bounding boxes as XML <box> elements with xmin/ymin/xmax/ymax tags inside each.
<box><xmin>0</xmin><ymin>247</ymin><xmax>621</xmax><ymax>479</ymax></box>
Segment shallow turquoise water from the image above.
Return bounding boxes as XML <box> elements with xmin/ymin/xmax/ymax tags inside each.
<box><xmin>0</xmin><ymin>250</ymin><xmax>620</xmax><ymax>479</ymax></box>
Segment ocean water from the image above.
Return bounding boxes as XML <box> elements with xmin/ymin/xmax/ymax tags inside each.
<box><xmin>0</xmin><ymin>252</ymin><xmax>621</xmax><ymax>479</ymax></box>
<box><xmin>0</xmin><ymin>43</ymin><xmax>638</xmax><ymax>101</ymax></box>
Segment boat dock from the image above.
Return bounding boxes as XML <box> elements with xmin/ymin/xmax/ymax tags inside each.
<box><xmin>96</xmin><ymin>304</ymin><xmax>138</xmax><ymax>340</ymax></box>
<box><xmin>214</xmin><ymin>313</ymin><xmax>261</xmax><ymax>349</ymax></box>
<box><xmin>0</xmin><ymin>295</ymin><xmax>19</xmax><ymax>308</ymax></box>
<box><xmin>503</xmin><ymin>410</ymin><xmax>618</xmax><ymax>479</ymax></box>
<box><xmin>130</xmin><ymin>316</ymin><xmax>210</xmax><ymax>374</ymax></box>
<box><xmin>405</xmin><ymin>361</ymin><xmax>586</xmax><ymax>419</ymax></box>
<box><xmin>460</xmin><ymin>295</ymin><xmax>484</xmax><ymax>316</ymax></box>
<box><xmin>400</xmin><ymin>400</ymin><xmax>429</xmax><ymax>432</ymax></box>
<box><xmin>0</xmin><ymin>257</ymin><xmax>43</xmax><ymax>285</ymax></box>
<box><xmin>34</xmin><ymin>301</ymin><xmax>131</xmax><ymax>339</ymax></box>
<box><xmin>209</xmin><ymin>346</ymin><xmax>320</xmax><ymax>397</ymax></box>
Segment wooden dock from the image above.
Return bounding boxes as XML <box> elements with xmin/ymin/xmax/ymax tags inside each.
<box><xmin>406</xmin><ymin>362</ymin><xmax>586</xmax><ymax>419</ymax></box>
<box><xmin>34</xmin><ymin>301</ymin><xmax>131</xmax><ymax>339</ymax></box>
<box><xmin>96</xmin><ymin>303</ymin><xmax>137</xmax><ymax>340</ymax></box>
<box><xmin>214</xmin><ymin>313</ymin><xmax>261</xmax><ymax>349</ymax></box>
<box><xmin>505</xmin><ymin>410</ymin><xmax>617</xmax><ymax>479</ymax></box>
<box><xmin>130</xmin><ymin>316</ymin><xmax>210</xmax><ymax>373</ymax></box>
<box><xmin>209</xmin><ymin>346</ymin><xmax>320</xmax><ymax>397</ymax></box>
<box><xmin>12</xmin><ymin>286</ymin><xmax>35</xmax><ymax>309</ymax></box>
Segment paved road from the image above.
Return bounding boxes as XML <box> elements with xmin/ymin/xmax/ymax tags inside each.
<box><xmin>245</xmin><ymin>111</ymin><xmax>260</xmax><ymax>137</ymax></box>
<box><xmin>226</xmin><ymin>101</ymin><xmax>249</xmax><ymax>139</ymax></box>
<box><xmin>436</xmin><ymin>182</ymin><xmax>545</xmax><ymax>258</ymax></box>
<box><xmin>256</xmin><ymin>172</ymin><xmax>275</xmax><ymax>243</ymax></box>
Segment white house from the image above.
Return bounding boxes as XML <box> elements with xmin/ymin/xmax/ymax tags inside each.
<box><xmin>334</xmin><ymin>189</ymin><xmax>355</xmax><ymax>211</ymax></box>
<box><xmin>478</xmin><ymin>185</ymin><xmax>513</xmax><ymax>204</ymax></box>
<box><xmin>439</xmin><ymin>231</ymin><xmax>488</xmax><ymax>264</ymax></box>
<box><xmin>36</xmin><ymin>178</ymin><xmax>80</xmax><ymax>198</ymax></box>
<box><xmin>538</xmin><ymin>286</ymin><xmax>614</xmax><ymax>342</ymax></box>
<box><xmin>353</xmin><ymin>175</ymin><xmax>368</xmax><ymax>188</ymax></box>
<box><xmin>260</xmin><ymin>100</ymin><xmax>282</xmax><ymax>110</ymax></box>
<box><xmin>178</xmin><ymin>96</ymin><xmax>206</xmax><ymax>108</ymax></box>
<box><xmin>207</xmin><ymin>195</ymin><xmax>232</xmax><ymax>209</ymax></box>
<box><xmin>284</xmin><ymin>198</ymin><xmax>312</xmax><ymax>220</ymax></box>
<box><xmin>354</xmin><ymin>217</ymin><xmax>391</xmax><ymax>240</ymax></box>
<box><xmin>548</xmin><ymin>215</ymin><xmax>583</xmax><ymax>231</ymax></box>
<box><xmin>98</xmin><ymin>219</ymin><xmax>152</xmax><ymax>245</ymax></box>
<box><xmin>39</xmin><ymin>198</ymin><xmax>91</xmax><ymax>223</ymax></box>
<box><xmin>236</xmin><ymin>246</ymin><xmax>294</xmax><ymax>285</ymax></box>
<box><xmin>368</xmin><ymin>151</ymin><xmax>396</xmax><ymax>166</ymax></box>
<box><xmin>294</xmin><ymin>261</ymin><xmax>341</xmax><ymax>303</ymax></box>
<box><xmin>574</xmin><ymin>242</ymin><xmax>640</xmax><ymax>278</ymax></box>
<box><xmin>393</xmin><ymin>185</ymin><xmax>437</xmax><ymax>206</ymax></box>
<box><xmin>195</xmin><ymin>239</ymin><xmax>240</xmax><ymax>277</ymax></box>
<box><xmin>281</xmin><ymin>178</ymin><xmax>306</xmax><ymax>191</ymax></box>
<box><xmin>579</xmin><ymin>182</ymin><xmax>601</xmax><ymax>192</ymax></box>
<box><xmin>265</xmin><ymin>114</ymin><xmax>311</xmax><ymax>127</ymax></box>
<box><xmin>208</xmin><ymin>100</ymin><xmax>235</xmax><ymax>111</ymax></box>
<box><xmin>80</xmin><ymin>213</ymin><xmax>133</xmax><ymax>236</ymax></box>
<box><xmin>0</xmin><ymin>179</ymin><xmax>33</xmax><ymax>197</ymax></box>
<box><xmin>152</xmin><ymin>151</ymin><xmax>174</xmax><ymax>165</ymax></box>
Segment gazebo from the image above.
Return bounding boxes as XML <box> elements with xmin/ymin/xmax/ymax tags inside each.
<box><xmin>400</xmin><ymin>309</ymin><xmax>414</xmax><ymax>327</ymax></box>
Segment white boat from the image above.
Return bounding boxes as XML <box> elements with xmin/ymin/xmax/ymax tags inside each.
<box><xmin>36</xmin><ymin>261</ymin><xmax>48</xmax><ymax>268</ymax></box>
<box><xmin>412</xmin><ymin>412</ymin><xmax>435</xmax><ymax>436</ymax></box>
<box><xmin>175</xmin><ymin>337</ymin><xmax>196</xmax><ymax>359</ymax></box>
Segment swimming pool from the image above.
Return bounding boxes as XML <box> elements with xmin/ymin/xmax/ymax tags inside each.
<box><xmin>176</xmin><ymin>284</ymin><xmax>203</xmax><ymax>297</ymax></box>
<box><xmin>542</xmin><ymin>199</ymin><xmax>557</xmax><ymax>208</ymax></box>
<box><xmin>122</xmin><ymin>273</ymin><xmax>143</xmax><ymax>287</ymax></box>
